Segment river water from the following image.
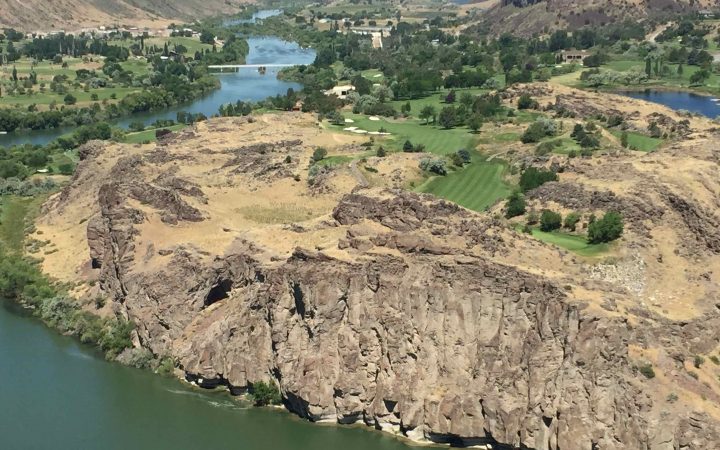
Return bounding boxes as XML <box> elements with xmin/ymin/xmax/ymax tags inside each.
<box><xmin>0</xmin><ymin>34</ymin><xmax>315</xmax><ymax>148</ymax></box>
<box><xmin>0</xmin><ymin>300</ymin><xmax>415</xmax><ymax>450</ymax></box>
<box><xmin>0</xmin><ymin>13</ymin><xmax>415</xmax><ymax>449</ymax></box>
<box><xmin>622</xmin><ymin>90</ymin><xmax>720</xmax><ymax>118</ymax></box>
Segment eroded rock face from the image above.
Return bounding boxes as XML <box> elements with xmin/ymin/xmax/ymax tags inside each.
<box><xmin>38</xmin><ymin>116</ymin><xmax>720</xmax><ymax>449</ymax></box>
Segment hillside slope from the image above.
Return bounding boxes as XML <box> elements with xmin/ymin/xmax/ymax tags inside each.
<box><xmin>477</xmin><ymin>0</ymin><xmax>716</xmax><ymax>35</ymax></box>
<box><xmin>0</xmin><ymin>0</ymin><xmax>249</xmax><ymax>31</ymax></box>
<box><xmin>34</xmin><ymin>106</ymin><xmax>720</xmax><ymax>449</ymax></box>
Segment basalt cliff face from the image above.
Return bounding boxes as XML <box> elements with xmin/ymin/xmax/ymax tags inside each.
<box><xmin>36</xmin><ymin>112</ymin><xmax>720</xmax><ymax>449</ymax></box>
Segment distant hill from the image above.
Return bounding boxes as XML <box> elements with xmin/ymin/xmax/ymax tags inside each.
<box><xmin>478</xmin><ymin>0</ymin><xmax>717</xmax><ymax>36</ymax></box>
<box><xmin>0</xmin><ymin>0</ymin><xmax>250</xmax><ymax>31</ymax></box>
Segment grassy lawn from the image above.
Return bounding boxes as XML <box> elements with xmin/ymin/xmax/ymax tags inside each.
<box><xmin>610</xmin><ymin>130</ymin><xmax>663</xmax><ymax>151</ymax></box>
<box><xmin>389</xmin><ymin>88</ymin><xmax>489</xmax><ymax>117</ymax></box>
<box><xmin>123</xmin><ymin>124</ymin><xmax>187</xmax><ymax>144</ymax></box>
<box><xmin>343</xmin><ymin>114</ymin><xmax>477</xmax><ymax>155</ymax></box>
<box><xmin>110</xmin><ymin>36</ymin><xmax>213</xmax><ymax>55</ymax></box>
<box><xmin>526</xmin><ymin>227</ymin><xmax>610</xmax><ymax>257</ymax></box>
<box><xmin>0</xmin><ymin>195</ymin><xmax>45</xmax><ymax>252</ymax></box>
<box><xmin>417</xmin><ymin>157</ymin><xmax>511</xmax><ymax>212</ymax></box>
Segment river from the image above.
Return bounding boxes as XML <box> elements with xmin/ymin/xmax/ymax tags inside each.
<box><xmin>0</xmin><ymin>300</ymin><xmax>416</xmax><ymax>449</ymax></box>
<box><xmin>0</xmin><ymin>12</ymin><xmax>415</xmax><ymax>449</ymax></box>
<box><xmin>622</xmin><ymin>90</ymin><xmax>720</xmax><ymax>119</ymax></box>
<box><xmin>0</xmin><ymin>33</ymin><xmax>315</xmax><ymax>148</ymax></box>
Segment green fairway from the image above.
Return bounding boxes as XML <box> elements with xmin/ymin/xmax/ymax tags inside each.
<box><xmin>417</xmin><ymin>157</ymin><xmax>511</xmax><ymax>212</ymax></box>
<box><xmin>123</xmin><ymin>124</ymin><xmax>187</xmax><ymax>144</ymax></box>
<box><xmin>610</xmin><ymin>130</ymin><xmax>663</xmax><ymax>152</ymax></box>
<box><xmin>344</xmin><ymin>114</ymin><xmax>477</xmax><ymax>155</ymax></box>
<box><xmin>527</xmin><ymin>227</ymin><xmax>609</xmax><ymax>257</ymax></box>
<box><xmin>389</xmin><ymin>88</ymin><xmax>489</xmax><ymax>118</ymax></box>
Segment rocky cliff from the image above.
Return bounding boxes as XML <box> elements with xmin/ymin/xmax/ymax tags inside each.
<box><xmin>36</xmin><ymin>112</ymin><xmax>720</xmax><ymax>449</ymax></box>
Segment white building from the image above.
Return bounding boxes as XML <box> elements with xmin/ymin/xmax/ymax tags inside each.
<box><xmin>324</xmin><ymin>84</ymin><xmax>356</xmax><ymax>99</ymax></box>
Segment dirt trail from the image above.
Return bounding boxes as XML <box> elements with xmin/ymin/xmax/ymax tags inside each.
<box><xmin>647</xmin><ymin>22</ymin><xmax>673</xmax><ymax>43</ymax></box>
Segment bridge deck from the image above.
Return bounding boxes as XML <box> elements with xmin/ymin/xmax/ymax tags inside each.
<box><xmin>207</xmin><ymin>64</ymin><xmax>297</xmax><ymax>69</ymax></box>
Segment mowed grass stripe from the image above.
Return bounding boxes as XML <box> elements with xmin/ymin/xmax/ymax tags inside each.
<box><xmin>419</xmin><ymin>159</ymin><xmax>511</xmax><ymax>212</ymax></box>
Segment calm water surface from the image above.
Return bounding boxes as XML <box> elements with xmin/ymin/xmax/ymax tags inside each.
<box><xmin>623</xmin><ymin>90</ymin><xmax>720</xmax><ymax>118</ymax></box>
<box><xmin>0</xmin><ymin>34</ymin><xmax>315</xmax><ymax>147</ymax></box>
<box><xmin>0</xmin><ymin>300</ymin><xmax>414</xmax><ymax>450</ymax></box>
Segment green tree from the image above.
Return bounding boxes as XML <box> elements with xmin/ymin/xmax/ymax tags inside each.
<box><xmin>505</xmin><ymin>192</ymin><xmax>526</xmax><ymax>218</ymax></box>
<box><xmin>312</xmin><ymin>147</ymin><xmax>328</xmax><ymax>162</ymax></box>
<box><xmin>587</xmin><ymin>212</ymin><xmax>623</xmax><ymax>244</ymax></box>
<box><xmin>419</xmin><ymin>105</ymin><xmax>436</xmax><ymax>124</ymax></box>
<box><xmin>519</xmin><ymin>167</ymin><xmax>558</xmax><ymax>192</ymax></box>
<box><xmin>199</xmin><ymin>30</ymin><xmax>215</xmax><ymax>45</ymax></box>
<box><xmin>517</xmin><ymin>94</ymin><xmax>537</xmax><ymax>110</ymax></box>
<box><xmin>467</xmin><ymin>115</ymin><xmax>482</xmax><ymax>133</ymax></box>
<box><xmin>540</xmin><ymin>210</ymin><xmax>562</xmax><ymax>232</ymax></box>
<box><xmin>438</xmin><ymin>106</ymin><xmax>457</xmax><ymax>129</ymax></box>
<box><xmin>677</xmin><ymin>63</ymin><xmax>684</xmax><ymax>77</ymax></box>
<box><xmin>564</xmin><ymin>212</ymin><xmax>581</xmax><ymax>231</ymax></box>
<box><xmin>63</xmin><ymin>93</ymin><xmax>77</xmax><ymax>105</ymax></box>
<box><xmin>250</xmin><ymin>381</ymin><xmax>282</xmax><ymax>406</ymax></box>
<box><xmin>620</xmin><ymin>131</ymin><xmax>629</xmax><ymax>148</ymax></box>
<box><xmin>521</xmin><ymin>121</ymin><xmax>546</xmax><ymax>143</ymax></box>
<box><xmin>689</xmin><ymin>69</ymin><xmax>710</xmax><ymax>86</ymax></box>
<box><xmin>376</xmin><ymin>146</ymin><xmax>386</xmax><ymax>157</ymax></box>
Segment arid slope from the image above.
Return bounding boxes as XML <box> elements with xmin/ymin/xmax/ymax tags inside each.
<box><xmin>35</xmin><ymin>108</ymin><xmax>720</xmax><ymax>449</ymax></box>
<box><xmin>0</xmin><ymin>0</ymin><xmax>249</xmax><ymax>31</ymax></box>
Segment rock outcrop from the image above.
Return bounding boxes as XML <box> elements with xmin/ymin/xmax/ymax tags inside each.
<box><xmin>35</xmin><ymin>115</ymin><xmax>720</xmax><ymax>449</ymax></box>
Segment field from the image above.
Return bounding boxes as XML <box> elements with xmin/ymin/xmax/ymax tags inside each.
<box><xmin>0</xmin><ymin>56</ymin><xmax>144</xmax><ymax>108</ymax></box>
<box><xmin>388</xmin><ymin>87</ymin><xmax>489</xmax><ymax>115</ymax></box>
<box><xmin>527</xmin><ymin>227</ymin><xmax>610</xmax><ymax>257</ymax></box>
<box><xmin>343</xmin><ymin>114</ymin><xmax>477</xmax><ymax>155</ymax></box>
<box><xmin>417</xmin><ymin>157</ymin><xmax>511</xmax><ymax>212</ymax></box>
<box><xmin>109</xmin><ymin>36</ymin><xmax>213</xmax><ymax>55</ymax></box>
<box><xmin>553</xmin><ymin>55</ymin><xmax>720</xmax><ymax>93</ymax></box>
<box><xmin>0</xmin><ymin>195</ymin><xmax>45</xmax><ymax>252</ymax></box>
<box><xmin>610</xmin><ymin>130</ymin><xmax>663</xmax><ymax>152</ymax></box>
<box><xmin>122</xmin><ymin>124</ymin><xmax>187</xmax><ymax>144</ymax></box>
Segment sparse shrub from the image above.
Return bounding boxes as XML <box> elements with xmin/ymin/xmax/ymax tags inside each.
<box><xmin>505</xmin><ymin>192</ymin><xmax>526</xmax><ymax>219</ymax></box>
<box><xmin>419</xmin><ymin>157</ymin><xmax>448</xmax><ymax>176</ymax></box>
<box><xmin>694</xmin><ymin>355</ymin><xmax>705</xmax><ymax>369</ymax></box>
<box><xmin>710</xmin><ymin>355</ymin><xmax>719</xmax><ymax>365</ymax></box>
<box><xmin>517</xmin><ymin>94</ymin><xmax>538</xmax><ymax>110</ymax></box>
<box><xmin>519</xmin><ymin>167</ymin><xmax>558</xmax><ymax>192</ymax></box>
<box><xmin>564</xmin><ymin>212</ymin><xmax>581</xmax><ymax>231</ymax></box>
<box><xmin>376</xmin><ymin>146</ymin><xmax>386</xmax><ymax>157</ymax></box>
<box><xmin>312</xmin><ymin>147</ymin><xmax>328</xmax><ymax>162</ymax></box>
<box><xmin>540</xmin><ymin>210</ymin><xmax>562</xmax><ymax>232</ymax></box>
<box><xmin>526</xmin><ymin>211</ymin><xmax>539</xmax><ymax>225</ymax></box>
<box><xmin>639</xmin><ymin>364</ymin><xmax>655</xmax><ymax>379</ymax></box>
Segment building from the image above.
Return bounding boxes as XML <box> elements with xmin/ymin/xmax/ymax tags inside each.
<box><xmin>324</xmin><ymin>84</ymin><xmax>356</xmax><ymax>100</ymax></box>
<box><xmin>559</xmin><ymin>49</ymin><xmax>589</xmax><ymax>64</ymax></box>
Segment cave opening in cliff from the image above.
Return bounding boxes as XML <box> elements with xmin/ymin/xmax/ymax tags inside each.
<box><xmin>291</xmin><ymin>282</ymin><xmax>306</xmax><ymax>317</ymax></box>
<box><xmin>205</xmin><ymin>279</ymin><xmax>233</xmax><ymax>306</ymax></box>
<box><xmin>91</xmin><ymin>257</ymin><xmax>102</xmax><ymax>269</ymax></box>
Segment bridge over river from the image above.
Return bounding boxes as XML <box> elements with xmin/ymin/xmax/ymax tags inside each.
<box><xmin>208</xmin><ymin>63</ymin><xmax>298</xmax><ymax>72</ymax></box>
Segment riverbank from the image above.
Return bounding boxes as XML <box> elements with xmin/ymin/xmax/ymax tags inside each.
<box><xmin>0</xmin><ymin>298</ymin><xmax>418</xmax><ymax>450</ymax></box>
